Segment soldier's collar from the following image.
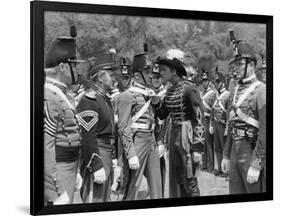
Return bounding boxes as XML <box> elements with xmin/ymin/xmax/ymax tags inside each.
<box><xmin>133</xmin><ymin>81</ymin><xmax>146</xmax><ymax>90</ymax></box>
<box><xmin>219</xmin><ymin>87</ymin><xmax>226</xmax><ymax>94</ymax></box>
<box><xmin>240</xmin><ymin>74</ymin><xmax>257</xmax><ymax>84</ymax></box>
<box><xmin>45</xmin><ymin>77</ymin><xmax>67</xmax><ymax>90</ymax></box>
<box><xmin>93</xmin><ymin>84</ymin><xmax>111</xmax><ymax>98</ymax></box>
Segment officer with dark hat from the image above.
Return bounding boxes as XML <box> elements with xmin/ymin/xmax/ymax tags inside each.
<box><xmin>44</xmin><ymin>29</ymin><xmax>84</xmax><ymax>205</ymax></box>
<box><xmin>154</xmin><ymin>49</ymin><xmax>205</xmax><ymax>198</ymax></box>
<box><xmin>77</xmin><ymin>52</ymin><xmax>117</xmax><ymax>202</ymax></box>
<box><xmin>209</xmin><ymin>67</ymin><xmax>230</xmax><ymax>176</ymax></box>
<box><xmin>119</xmin><ymin>57</ymin><xmax>133</xmax><ymax>90</ymax></box>
<box><xmin>117</xmin><ymin>52</ymin><xmax>162</xmax><ymax>200</ymax></box>
<box><xmin>222</xmin><ymin>31</ymin><xmax>266</xmax><ymax>194</ymax></box>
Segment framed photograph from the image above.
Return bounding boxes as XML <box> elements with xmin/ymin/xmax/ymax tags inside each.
<box><xmin>31</xmin><ymin>0</ymin><xmax>273</xmax><ymax>215</ymax></box>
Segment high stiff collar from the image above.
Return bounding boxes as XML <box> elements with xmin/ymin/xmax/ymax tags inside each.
<box><xmin>45</xmin><ymin>77</ymin><xmax>67</xmax><ymax>92</ymax></box>
<box><xmin>93</xmin><ymin>84</ymin><xmax>111</xmax><ymax>98</ymax></box>
<box><xmin>132</xmin><ymin>81</ymin><xmax>146</xmax><ymax>90</ymax></box>
<box><xmin>154</xmin><ymin>84</ymin><xmax>165</xmax><ymax>92</ymax></box>
<box><xmin>218</xmin><ymin>87</ymin><xmax>226</xmax><ymax>94</ymax></box>
<box><xmin>239</xmin><ymin>74</ymin><xmax>257</xmax><ymax>85</ymax></box>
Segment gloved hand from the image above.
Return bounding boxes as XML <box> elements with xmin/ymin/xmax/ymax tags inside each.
<box><xmin>209</xmin><ymin>125</ymin><xmax>214</xmax><ymax>135</ymax></box>
<box><xmin>192</xmin><ymin>152</ymin><xmax>202</xmax><ymax>164</ymax></box>
<box><xmin>158</xmin><ymin>144</ymin><xmax>166</xmax><ymax>158</ymax></box>
<box><xmin>53</xmin><ymin>191</ymin><xmax>70</xmax><ymax>205</ymax></box>
<box><xmin>128</xmin><ymin>156</ymin><xmax>140</xmax><ymax>170</ymax></box>
<box><xmin>221</xmin><ymin>158</ymin><xmax>230</xmax><ymax>174</ymax></box>
<box><xmin>93</xmin><ymin>168</ymin><xmax>106</xmax><ymax>184</ymax></box>
<box><xmin>75</xmin><ymin>173</ymin><xmax>83</xmax><ymax>191</ymax></box>
<box><xmin>247</xmin><ymin>166</ymin><xmax>260</xmax><ymax>184</ymax></box>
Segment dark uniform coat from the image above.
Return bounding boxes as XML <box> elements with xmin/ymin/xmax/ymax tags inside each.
<box><xmin>77</xmin><ymin>85</ymin><xmax>115</xmax><ymax>202</ymax></box>
<box><xmin>155</xmin><ymin>80</ymin><xmax>205</xmax><ymax>197</ymax></box>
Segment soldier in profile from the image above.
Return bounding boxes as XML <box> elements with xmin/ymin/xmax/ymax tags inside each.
<box><xmin>44</xmin><ymin>35</ymin><xmax>84</xmax><ymax>205</ymax></box>
<box><xmin>222</xmin><ymin>33</ymin><xmax>266</xmax><ymax>194</ymax></box>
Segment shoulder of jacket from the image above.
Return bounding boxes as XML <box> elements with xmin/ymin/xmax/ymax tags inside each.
<box><xmin>85</xmin><ymin>90</ymin><xmax>97</xmax><ymax>100</ymax></box>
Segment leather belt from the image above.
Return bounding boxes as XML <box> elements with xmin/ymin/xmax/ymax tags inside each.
<box><xmin>232</xmin><ymin>128</ymin><xmax>246</xmax><ymax>137</ymax></box>
<box><xmin>131</xmin><ymin>122</ymin><xmax>155</xmax><ymax>131</ymax></box>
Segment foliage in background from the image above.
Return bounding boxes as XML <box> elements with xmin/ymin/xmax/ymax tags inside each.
<box><xmin>45</xmin><ymin>12</ymin><xmax>266</xmax><ymax>79</ymax></box>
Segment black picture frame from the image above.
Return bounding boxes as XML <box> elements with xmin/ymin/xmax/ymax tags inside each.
<box><xmin>30</xmin><ymin>0</ymin><xmax>273</xmax><ymax>215</ymax></box>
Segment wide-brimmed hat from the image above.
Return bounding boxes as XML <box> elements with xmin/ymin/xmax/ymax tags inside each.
<box><xmin>45</xmin><ymin>37</ymin><xmax>84</xmax><ymax>68</ymax></box>
<box><xmin>157</xmin><ymin>57</ymin><xmax>187</xmax><ymax>77</ymax></box>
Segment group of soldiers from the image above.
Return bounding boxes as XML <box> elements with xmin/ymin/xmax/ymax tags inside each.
<box><xmin>43</xmin><ymin>27</ymin><xmax>266</xmax><ymax>205</ymax></box>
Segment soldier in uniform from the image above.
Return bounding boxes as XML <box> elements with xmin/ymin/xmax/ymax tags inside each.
<box><xmin>151</xmin><ymin>61</ymin><xmax>168</xmax><ymax>196</ymax></box>
<box><xmin>76</xmin><ymin>52</ymin><xmax>117</xmax><ymax>202</ymax></box>
<box><xmin>200</xmin><ymin>70</ymin><xmax>216</xmax><ymax>171</ymax></box>
<box><xmin>154</xmin><ymin>49</ymin><xmax>205</xmax><ymax>198</ymax></box>
<box><xmin>221</xmin><ymin>34</ymin><xmax>266</xmax><ymax>194</ymax></box>
<box><xmin>117</xmin><ymin>53</ymin><xmax>162</xmax><ymax>200</ymax></box>
<box><xmin>44</xmin><ymin>36</ymin><xmax>83</xmax><ymax>205</ymax></box>
<box><xmin>210</xmin><ymin>68</ymin><xmax>230</xmax><ymax>176</ymax></box>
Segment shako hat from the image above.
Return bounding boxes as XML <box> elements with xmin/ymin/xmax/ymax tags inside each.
<box><xmin>229</xmin><ymin>40</ymin><xmax>257</xmax><ymax>65</ymax></box>
<box><xmin>91</xmin><ymin>52</ymin><xmax>118</xmax><ymax>76</ymax></box>
<box><xmin>132</xmin><ymin>53</ymin><xmax>150</xmax><ymax>73</ymax></box>
<box><xmin>120</xmin><ymin>57</ymin><xmax>132</xmax><ymax>76</ymax></box>
<box><xmin>45</xmin><ymin>37</ymin><xmax>80</xmax><ymax>68</ymax></box>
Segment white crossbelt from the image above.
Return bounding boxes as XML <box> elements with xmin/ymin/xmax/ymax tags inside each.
<box><xmin>131</xmin><ymin>122</ymin><xmax>155</xmax><ymax>130</ymax></box>
<box><xmin>45</xmin><ymin>83</ymin><xmax>75</xmax><ymax>110</ymax></box>
<box><xmin>129</xmin><ymin>86</ymin><xmax>166</xmax><ymax>124</ymax></box>
<box><xmin>230</xmin><ymin>81</ymin><xmax>262</xmax><ymax>128</ymax></box>
<box><xmin>214</xmin><ymin>90</ymin><xmax>229</xmax><ymax>112</ymax></box>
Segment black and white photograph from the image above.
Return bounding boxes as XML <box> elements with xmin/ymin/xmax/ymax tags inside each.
<box><xmin>30</xmin><ymin>0</ymin><xmax>273</xmax><ymax>215</ymax></box>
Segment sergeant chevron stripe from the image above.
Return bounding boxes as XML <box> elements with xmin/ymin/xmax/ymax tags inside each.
<box><xmin>76</xmin><ymin>110</ymin><xmax>99</xmax><ymax>132</ymax></box>
<box><xmin>44</xmin><ymin>101</ymin><xmax>57</xmax><ymax>136</ymax></box>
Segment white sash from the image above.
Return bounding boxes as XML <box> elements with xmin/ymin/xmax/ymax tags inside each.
<box><xmin>202</xmin><ymin>89</ymin><xmax>214</xmax><ymax>111</ymax></box>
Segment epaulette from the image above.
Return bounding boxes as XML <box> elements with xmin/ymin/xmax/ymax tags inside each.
<box><xmin>85</xmin><ymin>90</ymin><xmax>97</xmax><ymax>100</ymax></box>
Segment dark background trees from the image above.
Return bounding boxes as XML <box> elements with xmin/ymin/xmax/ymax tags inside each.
<box><xmin>45</xmin><ymin>12</ymin><xmax>266</xmax><ymax>79</ymax></box>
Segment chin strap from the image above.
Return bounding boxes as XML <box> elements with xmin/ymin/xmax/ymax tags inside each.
<box><xmin>68</xmin><ymin>63</ymin><xmax>76</xmax><ymax>85</ymax></box>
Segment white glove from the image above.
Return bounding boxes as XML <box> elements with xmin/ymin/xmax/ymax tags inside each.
<box><xmin>93</xmin><ymin>168</ymin><xmax>106</xmax><ymax>184</ymax></box>
<box><xmin>221</xmin><ymin>158</ymin><xmax>230</xmax><ymax>174</ymax></box>
<box><xmin>75</xmin><ymin>173</ymin><xmax>83</xmax><ymax>191</ymax></box>
<box><xmin>158</xmin><ymin>144</ymin><xmax>166</xmax><ymax>158</ymax></box>
<box><xmin>53</xmin><ymin>191</ymin><xmax>70</xmax><ymax>205</ymax></box>
<box><xmin>247</xmin><ymin>166</ymin><xmax>260</xmax><ymax>184</ymax></box>
<box><xmin>112</xmin><ymin>159</ymin><xmax>118</xmax><ymax>168</ymax></box>
<box><xmin>128</xmin><ymin>156</ymin><xmax>140</xmax><ymax>170</ymax></box>
<box><xmin>209</xmin><ymin>126</ymin><xmax>214</xmax><ymax>135</ymax></box>
<box><xmin>192</xmin><ymin>152</ymin><xmax>202</xmax><ymax>164</ymax></box>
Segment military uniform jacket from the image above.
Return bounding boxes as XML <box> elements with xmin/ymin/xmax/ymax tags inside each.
<box><xmin>76</xmin><ymin>85</ymin><xmax>115</xmax><ymax>173</ymax></box>
<box><xmin>223</xmin><ymin>78</ymin><xmax>266</xmax><ymax>171</ymax></box>
<box><xmin>44</xmin><ymin>77</ymin><xmax>81</xmax><ymax>201</ymax></box>
<box><xmin>211</xmin><ymin>88</ymin><xmax>230</xmax><ymax>125</ymax></box>
<box><xmin>117</xmin><ymin>82</ymin><xmax>156</xmax><ymax>159</ymax></box>
<box><xmin>155</xmin><ymin>80</ymin><xmax>205</xmax><ymax>152</ymax></box>
<box><xmin>201</xmin><ymin>86</ymin><xmax>216</xmax><ymax>118</ymax></box>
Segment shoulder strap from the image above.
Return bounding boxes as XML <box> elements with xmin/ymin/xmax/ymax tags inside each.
<box><xmin>128</xmin><ymin>86</ymin><xmax>149</xmax><ymax>96</ymax></box>
<box><xmin>45</xmin><ymin>83</ymin><xmax>74</xmax><ymax>110</ymax></box>
<box><xmin>131</xmin><ymin>99</ymin><xmax>151</xmax><ymax>123</ymax></box>
<box><xmin>234</xmin><ymin>81</ymin><xmax>262</xmax><ymax>107</ymax></box>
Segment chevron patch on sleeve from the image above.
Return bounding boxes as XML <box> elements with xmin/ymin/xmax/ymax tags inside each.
<box><xmin>44</xmin><ymin>101</ymin><xmax>57</xmax><ymax>137</ymax></box>
<box><xmin>76</xmin><ymin>110</ymin><xmax>99</xmax><ymax>132</ymax></box>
